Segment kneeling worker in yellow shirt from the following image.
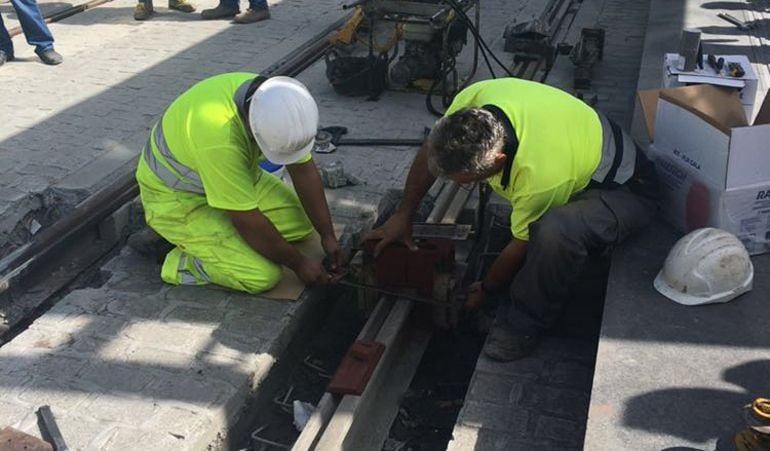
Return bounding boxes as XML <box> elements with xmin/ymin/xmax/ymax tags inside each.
<box><xmin>136</xmin><ymin>73</ymin><xmax>339</xmax><ymax>293</ymax></box>
<box><xmin>369</xmin><ymin>78</ymin><xmax>657</xmax><ymax>361</ymax></box>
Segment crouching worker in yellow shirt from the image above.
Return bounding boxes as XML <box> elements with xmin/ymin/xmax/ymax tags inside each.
<box><xmin>135</xmin><ymin>73</ymin><xmax>339</xmax><ymax>293</ymax></box>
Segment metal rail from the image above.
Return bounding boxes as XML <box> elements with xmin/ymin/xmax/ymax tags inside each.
<box><xmin>7</xmin><ymin>0</ymin><xmax>115</xmax><ymax>39</ymax></box>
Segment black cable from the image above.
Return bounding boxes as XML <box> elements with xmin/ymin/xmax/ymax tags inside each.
<box><xmin>451</xmin><ymin>0</ymin><xmax>513</xmax><ymax>77</ymax></box>
<box><xmin>444</xmin><ymin>0</ymin><xmax>515</xmax><ymax>77</ymax></box>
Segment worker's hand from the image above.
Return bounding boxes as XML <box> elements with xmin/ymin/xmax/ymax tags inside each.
<box><xmin>321</xmin><ymin>233</ymin><xmax>342</xmax><ymax>271</ymax></box>
<box><xmin>295</xmin><ymin>256</ymin><xmax>331</xmax><ymax>286</ymax></box>
<box><xmin>465</xmin><ymin>281</ymin><xmax>487</xmax><ymax>310</ymax></box>
<box><xmin>366</xmin><ymin>211</ymin><xmax>417</xmax><ymax>257</ymax></box>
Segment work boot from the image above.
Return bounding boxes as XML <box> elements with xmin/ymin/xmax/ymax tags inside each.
<box><xmin>0</xmin><ymin>50</ymin><xmax>13</xmax><ymax>66</ymax></box>
<box><xmin>483</xmin><ymin>323</ymin><xmax>541</xmax><ymax>362</ymax></box>
<box><xmin>37</xmin><ymin>49</ymin><xmax>63</xmax><ymax>66</ymax></box>
<box><xmin>168</xmin><ymin>0</ymin><xmax>195</xmax><ymax>12</ymax></box>
<box><xmin>201</xmin><ymin>4</ymin><xmax>239</xmax><ymax>19</ymax></box>
<box><xmin>127</xmin><ymin>227</ymin><xmax>174</xmax><ymax>264</ymax></box>
<box><xmin>233</xmin><ymin>7</ymin><xmax>269</xmax><ymax>23</ymax></box>
<box><xmin>134</xmin><ymin>2</ymin><xmax>154</xmax><ymax>20</ymax></box>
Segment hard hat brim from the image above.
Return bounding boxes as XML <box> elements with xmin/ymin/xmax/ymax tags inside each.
<box><xmin>260</xmin><ymin>138</ymin><xmax>315</xmax><ymax>166</ymax></box>
<box><xmin>653</xmin><ymin>265</ymin><xmax>754</xmax><ymax>306</ymax></box>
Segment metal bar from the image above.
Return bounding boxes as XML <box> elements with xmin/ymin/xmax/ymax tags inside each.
<box><xmin>7</xmin><ymin>0</ymin><xmax>114</xmax><ymax>38</ymax></box>
<box><xmin>0</xmin><ymin>167</ymin><xmax>139</xmax><ymax>293</ymax></box>
<box><xmin>336</xmin><ymin>280</ymin><xmax>459</xmax><ymax>309</ymax></box>
<box><xmin>440</xmin><ymin>183</ymin><xmax>474</xmax><ymax>224</ymax></box>
<box><xmin>426</xmin><ymin>181</ymin><xmax>460</xmax><ymax>223</ymax></box>
<box><xmin>37</xmin><ymin>405</ymin><xmax>69</xmax><ymax>451</ymax></box>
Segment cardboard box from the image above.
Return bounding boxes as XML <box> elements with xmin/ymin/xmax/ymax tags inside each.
<box><xmin>662</xmin><ymin>53</ymin><xmax>758</xmax><ymax>119</ymax></box>
<box><xmin>639</xmin><ymin>84</ymin><xmax>770</xmax><ymax>255</ymax></box>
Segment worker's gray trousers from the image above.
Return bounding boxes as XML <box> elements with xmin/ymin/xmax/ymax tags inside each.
<box><xmin>505</xmin><ymin>186</ymin><xmax>656</xmax><ymax>335</ymax></box>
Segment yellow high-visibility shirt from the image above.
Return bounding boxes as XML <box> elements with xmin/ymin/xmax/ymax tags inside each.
<box><xmin>136</xmin><ymin>72</ymin><xmax>311</xmax><ymax>211</ymax></box>
<box><xmin>445</xmin><ymin>78</ymin><xmax>603</xmax><ymax>241</ymax></box>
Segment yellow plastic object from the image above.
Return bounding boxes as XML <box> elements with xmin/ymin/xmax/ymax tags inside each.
<box><xmin>330</xmin><ymin>7</ymin><xmax>364</xmax><ymax>45</ymax></box>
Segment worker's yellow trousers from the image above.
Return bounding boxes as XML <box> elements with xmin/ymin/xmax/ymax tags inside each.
<box><xmin>139</xmin><ymin>172</ymin><xmax>313</xmax><ymax>294</ymax></box>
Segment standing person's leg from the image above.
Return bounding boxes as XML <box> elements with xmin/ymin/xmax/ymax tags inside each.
<box><xmin>234</xmin><ymin>0</ymin><xmax>269</xmax><ymax>24</ymax></box>
<box><xmin>134</xmin><ymin>0</ymin><xmax>154</xmax><ymax>21</ymax></box>
<box><xmin>201</xmin><ymin>0</ymin><xmax>240</xmax><ymax>20</ymax></box>
<box><xmin>0</xmin><ymin>15</ymin><xmax>14</xmax><ymax>66</ymax></box>
<box><xmin>9</xmin><ymin>0</ymin><xmax>61</xmax><ymax>65</ymax></box>
<box><xmin>484</xmin><ymin>187</ymin><xmax>654</xmax><ymax>361</ymax></box>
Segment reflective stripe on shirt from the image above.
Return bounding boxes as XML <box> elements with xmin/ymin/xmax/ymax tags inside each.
<box><xmin>592</xmin><ymin>112</ymin><xmax>637</xmax><ymax>186</ymax></box>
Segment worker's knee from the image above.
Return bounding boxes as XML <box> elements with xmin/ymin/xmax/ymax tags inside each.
<box><xmin>237</xmin><ymin>262</ymin><xmax>284</xmax><ymax>294</ymax></box>
<box><xmin>529</xmin><ymin>207</ymin><xmax>580</xmax><ymax>255</ymax></box>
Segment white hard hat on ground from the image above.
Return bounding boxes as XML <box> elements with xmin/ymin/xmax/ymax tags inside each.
<box><xmin>249</xmin><ymin>76</ymin><xmax>319</xmax><ymax>165</ymax></box>
<box><xmin>654</xmin><ymin>227</ymin><xmax>754</xmax><ymax>306</ymax></box>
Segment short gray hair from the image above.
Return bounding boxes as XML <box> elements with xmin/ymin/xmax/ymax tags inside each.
<box><xmin>426</xmin><ymin>108</ymin><xmax>506</xmax><ymax>176</ymax></box>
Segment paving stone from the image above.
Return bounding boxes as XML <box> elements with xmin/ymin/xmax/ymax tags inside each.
<box><xmin>534</xmin><ymin>414</ymin><xmax>585</xmax><ymax>444</ymax></box>
<box><xmin>459</xmin><ymin>400</ymin><xmax>529</xmax><ymax>435</ymax></box>
<box><xmin>75</xmin><ymin>360</ymin><xmax>157</xmax><ymax>394</ymax></box>
<box><xmin>545</xmin><ymin>360</ymin><xmax>594</xmax><ymax>389</ymax></box>
<box><xmin>467</xmin><ymin>370</ymin><xmax>523</xmax><ymax>405</ymax></box>
<box><xmin>518</xmin><ymin>384</ymin><xmax>590</xmax><ymax>419</ymax></box>
<box><xmin>0</xmin><ymin>401</ymin><xmax>35</xmax><ymax>428</ymax></box>
<box><xmin>101</xmin><ymin>426</ymin><xmax>188</xmax><ymax>451</ymax></box>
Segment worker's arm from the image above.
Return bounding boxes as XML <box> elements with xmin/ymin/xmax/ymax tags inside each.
<box><xmin>466</xmin><ymin>238</ymin><xmax>528</xmax><ymax>308</ymax></box>
<box><xmin>286</xmin><ymin>159</ymin><xmax>341</xmax><ymax>269</ymax></box>
<box><xmin>367</xmin><ymin>144</ymin><xmax>436</xmax><ymax>255</ymax></box>
<box><xmin>227</xmin><ymin>209</ymin><xmax>329</xmax><ymax>285</ymax></box>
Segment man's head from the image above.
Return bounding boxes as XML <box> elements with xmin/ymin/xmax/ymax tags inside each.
<box><xmin>248</xmin><ymin>76</ymin><xmax>319</xmax><ymax>165</ymax></box>
<box><xmin>426</xmin><ymin>107</ymin><xmax>508</xmax><ymax>183</ymax></box>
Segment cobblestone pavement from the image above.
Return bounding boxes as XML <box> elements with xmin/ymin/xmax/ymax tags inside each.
<box><xmin>447</xmin><ymin>0</ymin><xmax>653</xmax><ymax>449</ymax></box>
<box><xmin>0</xmin><ymin>0</ymin><xmax>537</xmax><ymax>448</ymax></box>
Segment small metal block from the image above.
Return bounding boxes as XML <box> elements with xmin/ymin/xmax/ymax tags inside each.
<box><xmin>327</xmin><ymin>340</ymin><xmax>386</xmax><ymax>395</ymax></box>
<box><xmin>363</xmin><ymin>238</ymin><xmax>454</xmax><ymax>296</ymax></box>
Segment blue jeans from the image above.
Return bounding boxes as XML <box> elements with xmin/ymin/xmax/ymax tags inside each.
<box><xmin>0</xmin><ymin>0</ymin><xmax>55</xmax><ymax>56</ymax></box>
<box><xmin>220</xmin><ymin>0</ymin><xmax>267</xmax><ymax>10</ymax></box>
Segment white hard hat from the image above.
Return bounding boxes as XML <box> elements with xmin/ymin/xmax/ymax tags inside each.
<box><xmin>654</xmin><ymin>228</ymin><xmax>754</xmax><ymax>306</ymax></box>
<box><xmin>249</xmin><ymin>76</ymin><xmax>319</xmax><ymax>165</ymax></box>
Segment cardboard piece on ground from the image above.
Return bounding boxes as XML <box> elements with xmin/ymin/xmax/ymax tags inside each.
<box><xmin>259</xmin><ymin>232</ymin><xmax>325</xmax><ymax>301</ymax></box>
<box><xmin>260</xmin><ymin>225</ymin><xmax>344</xmax><ymax>301</ymax></box>
<box><xmin>0</xmin><ymin>427</ymin><xmax>53</xmax><ymax>451</ymax></box>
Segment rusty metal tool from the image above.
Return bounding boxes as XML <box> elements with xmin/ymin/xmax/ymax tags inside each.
<box><xmin>36</xmin><ymin>406</ymin><xmax>68</xmax><ymax>451</ymax></box>
<box><xmin>335</xmin><ymin>279</ymin><xmax>461</xmax><ymax>310</ymax></box>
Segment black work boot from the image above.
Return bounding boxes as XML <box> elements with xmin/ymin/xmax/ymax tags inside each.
<box><xmin>201</xmin><ymin>4</ymin><xmax>239</xmax><ymax>19</ymax></box>
<box><xmin>37</xmin><ymin>49</ymin><xmax>63</xmax><ymax>65</ymax></box>
<box><xmin>0</xmin><ymin>50</ymin><xmax>13</xmax><ymax>66</ymax></box>
<box><xmin>483</xmin><ymin>323</ymin><xmax>541</xmax><ymax>362</ymax></box>
<box><xmin>127</xmin><ymin>227</ymin><xmax>173</xmax><ymax>263</ymax></box>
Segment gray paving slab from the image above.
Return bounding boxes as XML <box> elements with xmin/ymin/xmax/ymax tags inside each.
<box><xmin>585</xmin><ymin>221</ymin><xmax>770</xmax><ymax>451</ymax></box>
<box><xmin>585</xmin><ymin>1</ymin><xmax>770</xmax><ymax>449</ymax></box>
